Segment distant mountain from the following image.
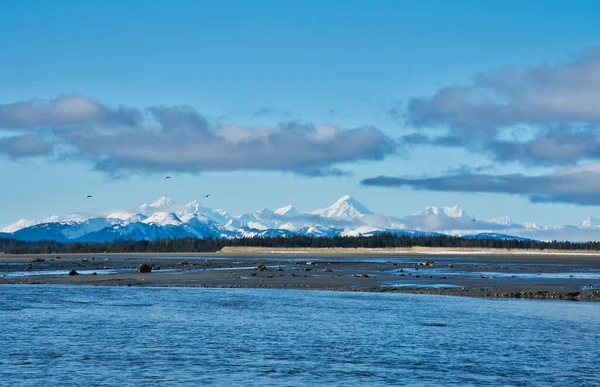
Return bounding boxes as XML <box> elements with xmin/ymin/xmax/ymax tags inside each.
<box><xmin>142</xmin><ymin>212</ymin><xmax>182</xmax><ymax>227</ymax></box>
<box><xmin>13</xmin><ymin>217</ymin><xmax>116</xmax><ymax>242</ymax></box>
<box><xmin>139</xmin><ymin>196</ymin><xmax>178</xmax><ymax>214</ymax></box>
<box><xmin>581</xmin><ymin>216</ymin><xmax>600</xmax><ymax>228</ymax></box>
<box><xmin>4</xmin><ymin>194</ymin><xmax>600</xmax><ymax>242</ymax></box>
<box><xmin>462</xmin><ymin>233</ymin><xmax>532</xmax><ymax>241</ymax></box>
<box><xmin>274</xmin><ymin>205</ymin><xmax>299</xmax><ymax>217</ymax></box>
<box><xmin>524</xmin><ymin>222</ymin><xmax>542</xmax><ymax>230</ymax></box>
<box><xmin>237</xmin><ymin>227</ymin><xmax>296</xmax><ymax>238</ymax></box>
<box><xmin>312</xmin><ymin>195</ymin><xmax>372</xmax><ymax>219</ymax></box>
<box><xmin>106</xmin><ymin>212</ymin><xmax>147</xmax><ymax>223</ymax></box>
<box><xmin>413</xmin><ymin>205</ymin><xmax>466</xmax><ymax>218</ymax></box>
<box><xmin>1</xmin><ymin>219</ymin><xmax>39</xmax><ymax>233</ymax></box>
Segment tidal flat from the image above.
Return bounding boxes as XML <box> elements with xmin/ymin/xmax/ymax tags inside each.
<box><xmin>2</xmin><ymin>251</ymin><xmax>600</xmax><ymax>301</ymax></box>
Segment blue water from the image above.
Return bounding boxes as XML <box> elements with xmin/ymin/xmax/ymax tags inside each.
<box><xmin>1</xmin><ymin>286</ymin><xmax>598</xmax><ymax>386</ymax></box>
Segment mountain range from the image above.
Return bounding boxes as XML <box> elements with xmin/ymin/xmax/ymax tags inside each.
<box><xmin>2</xmin><ymin>195</ymin><xmax>600</xmax><ymax>243</ymax></box>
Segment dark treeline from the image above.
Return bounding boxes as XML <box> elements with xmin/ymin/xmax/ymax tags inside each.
<box><xmin>1</xmin><ymin>234</ymin><xmax>600</xmax><ymax>254</ymax></box>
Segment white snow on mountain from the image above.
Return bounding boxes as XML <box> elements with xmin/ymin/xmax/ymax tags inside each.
<box><xmin>581</xmin><ymin>216</ymin><xmax>600</xmax><ymax>228</ymax></box>
<box><xmin>278</xmin><ymin>222</ymin><xmax>296</xmax><ymax>231</ymax></box>
<box><xmin>246</xmin><ymin>221</ymin><xmax>268</xmax><ymax>230</ymax></box>
<box><xmin>4</xmin><ymin>194</ymin><xmax>600</xmax><ymax>242</ymax></box>
<box><xmin>107</xmin><ymin>212</ymin><xmax>147</xmax><ymax>223</ymax></box>
<box><xmin>44</xmin><ymin>215</ymin><xmax>61</xmax><ymax>223</ymax></box>
<box><xmin>524</xmin><ymin>222</ymin><xmax>542</xmax><ymax>230</ymax></box>
<box><xmin>211</xmin><ymin>209</ymin><xmax>231</xmax><ymax>223</ymax></box>
<box><xmin>180</xmin><ymin>200</ymin><xmax>231</xmax><ymax>224</ymax></box>
<box><xmin>1</xmin><ymin>219</ymin><xmax>38</xmax><ymax>233</ymax></box>
<box><xmin>61</xmin><ymin>218</ymin><xmax>116</xmax><ymax>239</ymax></box>
<box><xmin>274</xmin><ymin>205</ymin><xmax>299</xmax><ymax>217</ymax></box>
<box><xmin>413</xmin><ymin>205</ymin><xmax>466</xmax><ymax>218</ymax></box>
<box><xmin>404</xmin><ymin>205</ymin><xmax>476</xmax><ymax>231</ymax></box>
<box><xmin>139</xmin><ymin>196</ymin><xmax>179</xmax><ymax>215</ymax></box>
<box><xmin>313</xmin><ymin>194</ymin><xmax>372</xmax><ymax>219</ymax></box>
<box><xmin>142</xmin><ymin>212</ymin><xmax>182</xmax><ymax>226</ymax></box>
<box><xmin>224</xmin><ymin>218</ymin><xmax>245</xmax><ymax>230</ymax></box>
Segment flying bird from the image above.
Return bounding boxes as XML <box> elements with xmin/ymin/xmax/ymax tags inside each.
<box><xmin>204</xmin><ymin>194</ymin><xmax>210</xmax><ymax>198</ymax></box>
<box><xmin>165</xmin><ymin>176</ymin><xmax>171</xmax><ymax>180</ymax></box>
<box><xmin>87</xmin><ymin>195</ymin><xmax>92</xmax><ymax>198</ymax></box>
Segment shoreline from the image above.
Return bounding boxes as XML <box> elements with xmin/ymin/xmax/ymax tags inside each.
<box><xmin>5</xmin><ymin>281</ymin><xmax>596</xmax><ymax>302</ymax></box>
<box><xmin>1</xmin><ymin>252</ymin><xmax>599</xmax><ymax>302</ymax></box>
<box><xmin>4</xmin><ymin>245</ymin><xmax>600</xmax><ymax>259</ymax></box>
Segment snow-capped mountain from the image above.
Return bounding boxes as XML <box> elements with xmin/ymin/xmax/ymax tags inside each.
<box><xmin>274</xmin><ymin>205</ymin><xmax>299</xmax><ymax>217</ymax></box>
<box><xmin>1</xmin><ymin>219</ymin><xmax>38</xmax><ymax>233</ymax></box>
<box><xmin>524</xmin><ymin>222</ymin><xmax>542</xmax><ymax>230</ymax></box>
<box><xmin>181</xmin><ymin>200</ymin><xmax>231</xmax><ymax>224</ymax></box>
<box><xmin>581</xmin><ymin>216</ymin><xmax>600</xmax><ymax>228</ymax></box>
<box><xmin>413</xmin><ymin>205</ymin><xmax>466</xmax><ymax>218</ymax></box>
<box><xmin>12</xmin><ymin>217</ymin><xmax>116</xmax><ymax>242</ymax></box>
<box><xmin>142</xmin><ymin>212</ymin><xmax>182</xmax><ymax>227</ymax></box>
<box><xmin>106</xmin><ymin>212</ymin><xmax>147</xmax><ymax>224</ymax></box>
<box><xmin>313</xmin><ymin>194</ymin><xmax>372</xmax><ymax>219</ymax></box>
<box><xmin>3</xmin><ymin>194</ymin><xmax>600</xmax><ymax>242</ymax></box>
<box><xmin>139</xmin><ymin>197</ymin><xmax>179</xmax><ymax>215</ymax></box>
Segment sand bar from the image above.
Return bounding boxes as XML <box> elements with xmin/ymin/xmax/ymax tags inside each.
<box><xmin>1</xmin><ymin>249</ymin><xmax>599</xmax><ymax>301</ymax></box>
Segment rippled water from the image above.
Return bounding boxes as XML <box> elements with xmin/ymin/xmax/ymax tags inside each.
<box><xmin>1</xmin><ymin>286</ymin><xmax>598</xmax><ymax>386</ymax></box>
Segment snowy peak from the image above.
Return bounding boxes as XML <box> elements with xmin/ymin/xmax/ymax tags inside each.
<box><xmin>142</xmin><ymin>212</ymin><xmax>182</xmax><ymax>226</ymax></box>
<box><xmin>182</xmin><ymin>200</ymin><xmax>204</xmax><ymax>216</ymax></box>
<box><xmin>139</xmin><ymin>197</ymin><xmax>178</xmax><ymax>215</ymax></box>
<box><xmin>106</xmin><ymin>212</ymin><xmax>147</xmax><ymax>223</ymax></box>
<box><xmin>524</xmin><ymin>222</ymin><xmax>542</xmax><ymax>230</ymax></box>
<box><xmin>64</xmin><ymin>213</ymin><xmax>89</xmax><ymax>223</ymax></box>
<box><xmin>4</xmin><ymin>193</ymin><xmax>600</xmax><ymax>243</ymax></box>
<box><xmin>315</xmin><ymin>195</ymin><xmax>372</xmax><ymax>219</ymax></box>
<box><xmin>151</xmin><ymin>196</ymin><xmax>173</xmax><ymax>208</ymax></box>
<box><xmin>44</xmin><ymin>215</ymin><xmax>61</xmax><ymax>223</ymax></box>
<box><xmin>274</xmin><ymin>205</ymin><xmax>299</xmax><ymax>217</ymax></box>
<box><xmin>413</xmin><ymin>205</ymin><xmax>466</xmax><ymax>218</ymax></box>
<box><xmin>581</xmin><ymin>216</ymin><xmax>600</xmax><ymax>228</ymax></box>
<box><xmin>445</xmin><ymin>205</ymin><xmax>464</xmax><ymax>218</ymax></box>
<box><xmin>1</xmin><ymin>219</ymin><xmax>38</xmax><ymax>233</ymax></box>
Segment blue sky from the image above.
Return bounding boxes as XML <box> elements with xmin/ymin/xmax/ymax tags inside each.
<box><xmin>1</xmin><ymin>0</ymin><xmax>600</xmax><ymax>226</ymax></box>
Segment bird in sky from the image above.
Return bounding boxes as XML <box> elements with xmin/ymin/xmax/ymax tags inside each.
<box><xmin>204</xmin><ymin>194</ymin><xmax>210</xmax><ymax>198</ymax></box>
<box><xmin>87</xmin><ymin>195</ymin><xmax>92</xmax><ymax>198</ymax></box>
<box><xmin>165</xmin><ymin>176</ymin><xmax>171</xmax><ymax>180</ymax></box>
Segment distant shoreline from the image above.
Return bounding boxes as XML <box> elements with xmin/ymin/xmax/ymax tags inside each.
<box><xmin>4</xmin><ymin>246</ymin><xmax>600</xmax><ymax>259</ymax></box>
<box><xmin>217</xmin><ymin>246</ymin><xmax>600</xmax><ymax>257</ymax></box>
<box><xmin>2</xmin><ymin>251</ymin><xmax>599</xmax><ymax>301</ymax></box>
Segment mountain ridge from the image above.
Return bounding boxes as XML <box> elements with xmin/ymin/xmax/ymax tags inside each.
<box><xmin>2</xmin><ymin>195</ymin><xmax>600</xmax><ymax>242</ymax></box>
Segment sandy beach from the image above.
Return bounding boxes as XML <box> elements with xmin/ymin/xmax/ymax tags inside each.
<box><xmin>1</xmin><ymin>248</ymin><xmax>600</xmax><ymax>301</ymax></box>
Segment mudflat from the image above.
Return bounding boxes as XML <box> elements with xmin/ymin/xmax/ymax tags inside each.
<box><xmin>2</xmin><ymin>248</ymin><xmax>600</xmax><ymax>301</ymax></box>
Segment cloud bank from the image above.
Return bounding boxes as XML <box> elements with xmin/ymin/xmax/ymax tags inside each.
<box><xmin>0</xmin><ymin>95</ymin><xmax>397</xmax><ymax>175</ymax></box>
<box><xmin>408</xmin><ymin>46</ymin><xmax>600</xmax><ymax>136</ymax></box>
<box><xmin>403</xmin><ymin>46</ymin><xmax>600</xmax><ymax>166</ymax></box>
<box><xmin>362</xmin><ymin>163</ymin><xmax>600</xmax><ymax>205</ymax></box>
<box><xmin>366</xmin><ymin>46</ymin><xmax>600</xmax><ymax>206</ymax></box>
<box><xmin>0</xmin><ymin>134</ymin><xmax>54</xmax><ymax>158</ymax></box>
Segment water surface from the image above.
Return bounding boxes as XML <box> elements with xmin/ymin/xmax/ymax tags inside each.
<box><xmin>0</xmin><ymin>285</ymin><xmax>598</xmax><ymax>386</ymax></box>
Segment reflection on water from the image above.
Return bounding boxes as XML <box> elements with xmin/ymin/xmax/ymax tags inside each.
<box><xmin>380</xmin><ymin>282</ymin><xmax>464</xmax><ymax>289</ymax></box>
<box><xmin>1</xmin><ymin>269</ymin><xmax>119</xmax><ymax>278</ymax></box>
<box><xmin>0</xmin><ymin>285</ymin><xmax>599</xmax><ymax>386</ymax></box>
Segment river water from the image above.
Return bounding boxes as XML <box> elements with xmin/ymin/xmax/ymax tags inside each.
<box><xmin>1</xmin><ymin>285</ymin><xmax>598</xmax><ymax>386</ymax></box>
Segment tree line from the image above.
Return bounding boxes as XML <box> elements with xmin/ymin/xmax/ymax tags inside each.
<box><xmin>1</xmin><ymin>234</ymin><xmax>600</xmax><ymax>254</ymax></box>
